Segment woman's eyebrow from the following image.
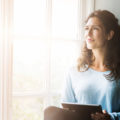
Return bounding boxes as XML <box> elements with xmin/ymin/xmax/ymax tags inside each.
<box><xmin>84</xmin><ymin>25</ymin><xmax>103</xmax><ymax>28</ymax></box>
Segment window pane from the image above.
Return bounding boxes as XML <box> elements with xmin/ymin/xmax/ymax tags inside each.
<box><xmin>51</xmin><ymin>40</ymin><xmax>80</xmax><ymax>91</ymax></box>
<box><xmin>52</xmin><ymin>0</ymin><xmax>78</xmax><ymax>39</ymax></box>
<box><xmin>13</xmin><ymin>39</ymin><xmax>49</xmax><ymax>91</ymax></box>
<box><xmin>51</xmin><ymin>94</ymin><xmax>61</xmax><ymax>107</ymax></box>
<box><xmin>12</xmin><ymin>97</ymin><xmax>44</xmax><ymax>120</ymax></box>
<box><xmin>14</xmin><ymin>0</ymin><xmax>47</xmax><ymax>36</ymax></box>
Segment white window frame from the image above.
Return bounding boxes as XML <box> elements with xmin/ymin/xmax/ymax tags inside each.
<box><xmin>0</xmin><ymin>0</ymin><xmax>95</xmax><ymax>120</ymax></box>
<box><xmin>0</xmin><ymin>0</ymin><xmax>13</xmax><ymax>120</ymax></box>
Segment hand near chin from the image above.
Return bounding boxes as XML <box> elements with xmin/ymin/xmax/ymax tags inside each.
<box><xmin>91</xmin><ymin>110</ymin><xmax>111</xmax><ymax>120</ymax></box>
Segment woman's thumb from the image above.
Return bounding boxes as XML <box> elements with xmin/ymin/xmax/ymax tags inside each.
<box><xmin>102</xmin><ymin>110</ymin><xmax>107</xmax><ymax>114</ymax></box>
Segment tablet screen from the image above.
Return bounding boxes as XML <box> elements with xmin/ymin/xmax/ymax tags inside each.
<box><xmin>61</xmin><ymin>102</ymin><xmax>102</xmax><ymax>120</ymax></box>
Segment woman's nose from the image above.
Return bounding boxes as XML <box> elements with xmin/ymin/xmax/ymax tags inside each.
<box><xmin>87</xmin><ymin>29</ymin><xmax>92</xmax><ymax>36</ymax></box>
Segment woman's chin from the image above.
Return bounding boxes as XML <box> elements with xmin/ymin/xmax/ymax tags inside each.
<box><xmin>86</xmin><ymin>45</ymin><xmax>94</xmax><ymax>50</ymax></box>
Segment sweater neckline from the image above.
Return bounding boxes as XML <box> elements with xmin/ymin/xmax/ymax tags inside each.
<box><xmin>89</xmin><ymin>67</ymin><xmax>110</xmax><ymax>73</ymax></box>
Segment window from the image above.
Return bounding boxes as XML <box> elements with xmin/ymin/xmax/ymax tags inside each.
<box><xmin>0</xmin><ymin>0</ymin><xmax>95</xmax><ymax>120</ymax></box>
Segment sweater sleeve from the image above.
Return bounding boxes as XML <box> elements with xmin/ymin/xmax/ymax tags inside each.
<box><xmin>109</xmin><ymin>81</ymin><xmax>120</xmax><ymax>120</ymax></box>
<box><xmin>109</xmin><ymin>112</ymin><xmax>120</xmax><ymax>120</ymax></box>
<box><xmin>61</xmin><ymin>70</ymin><xmax>77</xmax><ymax>103</ymax></box>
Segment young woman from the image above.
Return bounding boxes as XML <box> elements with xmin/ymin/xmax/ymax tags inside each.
<box><xmin>44</xmin><ymin>10</ymin><xmax>120</xmax><ymax>120</ymax></box>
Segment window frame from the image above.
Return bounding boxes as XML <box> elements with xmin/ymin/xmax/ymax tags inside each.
<box><xmin>0</xmin><ymin>0</ymin><xmax>13</xmax><ymax>120</ymax></box>
<box><xmin>0</xmin><ymin>0</ymin><xmax>95</xmax><ymax>120</ymax></box>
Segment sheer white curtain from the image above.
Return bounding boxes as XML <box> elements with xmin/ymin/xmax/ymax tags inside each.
<box><xmin>0</xmin><ymin>0</ymin><xmax>95</xmax><ymax>120</ymax></box>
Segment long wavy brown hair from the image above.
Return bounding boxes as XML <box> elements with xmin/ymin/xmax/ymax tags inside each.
<box><xmin>77</xmin><ymin>10</ymin><xmax>120</xmax><ymax>81</ymax></box>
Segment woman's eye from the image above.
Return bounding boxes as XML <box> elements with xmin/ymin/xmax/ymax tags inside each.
<box><xmin>93</xmin><ymin>27</ymin><xmax>99</xmax><ymax>30</ymax></box>
<box><xmin>84</xmin><ymin>27</ymin><xmax>89</xmax><ymax>30</ymax></box>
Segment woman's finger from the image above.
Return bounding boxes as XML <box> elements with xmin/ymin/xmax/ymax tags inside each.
<box><xmin>102</xmin><ymin>110</ymin><xmax>107</xmax><ymax>114</ymax></box>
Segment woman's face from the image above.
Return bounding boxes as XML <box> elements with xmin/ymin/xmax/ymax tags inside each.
<box><xmin>84</xmin><ymin>17</ymin><xmax>108</xmax><ymax>50</ymax></box>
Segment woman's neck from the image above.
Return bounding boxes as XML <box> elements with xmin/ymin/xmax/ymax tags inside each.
<box><xmin>90</xmin><ymin>64</ymin><xmax>107</xmax><ymax>72</ymax></box>
<box><xmin>90</xmin><ymin>49</ymin><xmax>108</xmax><ymax>72</ymax></box>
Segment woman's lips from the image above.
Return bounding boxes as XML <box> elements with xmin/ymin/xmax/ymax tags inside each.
<box><xmin>87</xmin><ymin>38</ymin><xmax>94</xmax><ymax>42</ymax></box>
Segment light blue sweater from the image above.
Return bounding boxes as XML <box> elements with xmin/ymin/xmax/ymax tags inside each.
<box><xmin>62</xmin><ymin>67</ymin><xmax>120</xmax><ymax>120</ymax></box>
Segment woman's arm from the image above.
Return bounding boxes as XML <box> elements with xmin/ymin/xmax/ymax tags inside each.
<box><xmin>61</xmin><ymin>70</ymin><xmax>77</xmax><ymax>103</ymax></box>
<box><xmin>109</xmin><ymin>112</ymin><xmax>120</xmax><ymax>120</ymax></box>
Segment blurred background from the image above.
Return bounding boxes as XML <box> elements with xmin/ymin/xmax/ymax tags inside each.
<box><xmin>13</xmin><ymin>0</ymin><xmax>81</xmax><ymax>120</ymax></box>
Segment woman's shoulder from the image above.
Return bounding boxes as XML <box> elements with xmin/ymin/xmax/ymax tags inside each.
<box><xmin>67</xmin><ymin>66</ymin><xmax>91</xmax><ymax>77</ymax></box>
<box><xmin>67</xmin><ymin>66</ymin><xmax>78</xmax><ymax>74</ymax></box>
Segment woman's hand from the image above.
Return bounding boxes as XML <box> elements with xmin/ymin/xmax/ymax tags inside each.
<box><xmin>91</xmin><ymin>110</ymin><xmax>111</xmax><ymax>120</ymax></box>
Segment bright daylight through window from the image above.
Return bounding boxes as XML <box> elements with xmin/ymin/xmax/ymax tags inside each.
<box><xmin>12</xmin><ymin>0</ymin><xmax>80</xmax><ymax>119</ymax></box>
<box><xmin>0</xmin><ymin>0</ymin><xmax>93</xmax><ymax>120</ymax></box>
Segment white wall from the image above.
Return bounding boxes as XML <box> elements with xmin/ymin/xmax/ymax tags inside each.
<box><xmin>95</xmin><ymin>0</ymin><xmax>120</xmax><ymax>23</ymax></box>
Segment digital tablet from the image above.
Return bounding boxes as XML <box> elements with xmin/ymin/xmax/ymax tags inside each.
<box><xmin>61</xmin><ymin>102</ymin><xmax>102</xmax><ymax>120</ymax></box>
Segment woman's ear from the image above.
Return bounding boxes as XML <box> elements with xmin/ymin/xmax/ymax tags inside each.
<box><xmin>107</xmin><ymin>30</ymin><xmax>114</xmax><ymax>40</ymax></box>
